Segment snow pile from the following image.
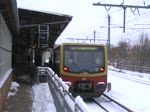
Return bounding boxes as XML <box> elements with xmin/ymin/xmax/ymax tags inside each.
<box><xmin>108</xmin><ymin>65</ymin><xmax>123</xmax><ymax>72</ymax></box>
<box><xmin>54</xmin><ymin>72</ymin><xmax>70</xmax><ymax>91</ymax></box>
<box><xmin>75</xmin><ymin>96</ymin><xmax>90</xmax><ymax>112</ymax></box>
<box><xmin>7</xmin><ymin>81</ymin><xmax>19</xmax><ymax>98</ymax></box>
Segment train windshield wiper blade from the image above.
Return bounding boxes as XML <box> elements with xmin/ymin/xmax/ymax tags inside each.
<box><xmin>72</xmin><ymin>61</ymin><xmax>81</xmax><ymax>72</ymax></box>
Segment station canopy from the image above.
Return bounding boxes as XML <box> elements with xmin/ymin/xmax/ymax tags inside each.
<box><xmin>15</xmin><ymin>7</ymin><xmax>72</xmax><ymax>48</ymax></box>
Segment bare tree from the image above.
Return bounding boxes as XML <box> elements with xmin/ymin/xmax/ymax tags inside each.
<box><xmin>134</xmin><ymin>33</ymin><xmax>150</xmax><ymax>67</ymax></box>
<box><xmin>110</xmin><ymin>32</ymin><xmax>150</xmax><ymax>72</ymax></box>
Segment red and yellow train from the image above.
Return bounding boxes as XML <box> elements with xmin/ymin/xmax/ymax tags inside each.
<box><xmin>51</xmin><ymin>43</ymin><xmax>108</xmax><ymax>98</ymax></box>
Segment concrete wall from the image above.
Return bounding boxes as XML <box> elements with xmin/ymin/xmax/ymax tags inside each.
<box><xmin>0</xmin><ymin>70</ymin><xmax>12</xmax><ymax>111</ymax></box>
<box><xmin>0</xmin><ymin>13</ymin><xmax>13</xmax><ymax>111</ymax></box>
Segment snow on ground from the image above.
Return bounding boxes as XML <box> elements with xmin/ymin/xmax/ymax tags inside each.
<box><xmin>7</xmin><ymin>82</ymin><xmax>56</xmax><ymax>112</ymax></box>
<box><xmin>6</xmin><ymin>67</ymin><xmax>150</xmax><ymax>112</ymax></box>
<box><xmin>32</xmin><ymin>83</ymin><xmax>56</xmax><ymax>112</ymax></box>
<box><xmin>107</xmin><ymin>69</ymin><xmax>150</xmax><ymax>112</ymax></box>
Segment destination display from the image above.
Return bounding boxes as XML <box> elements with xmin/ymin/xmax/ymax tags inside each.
<box><xmin>65</xmin><ymin>46</ymin><xmax>99</xmax><ymax>51</ymax></box>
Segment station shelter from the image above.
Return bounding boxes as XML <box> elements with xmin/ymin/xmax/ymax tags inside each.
<box><xmin>0</xmin><ymin>0</ymin><xmax>72</xmax><ymax>111</ymax></box>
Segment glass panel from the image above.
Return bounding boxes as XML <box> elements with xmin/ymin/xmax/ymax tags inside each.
<box><xmin>0</xmin><ymin>14</ymin><xmax>12</xmax><ymax>80</ymax></box>
<box><xmin>64</xmin><ymin>45</ymin><xmax>104</xmax><ymax>73</ymax></box>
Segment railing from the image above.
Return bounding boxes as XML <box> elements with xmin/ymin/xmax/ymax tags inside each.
<box><xmin>37</xmin><ymin>67</ymin><xmax>90</xmax><ymax>112</ymax></box>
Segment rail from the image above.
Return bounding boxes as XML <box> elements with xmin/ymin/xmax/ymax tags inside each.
<box><xmin>37</xmin><ymin>67</ymin><xmax>90</xmax><ymax>112</ymax></box>
<box><xmin>103</xmin><ymin>94</ymin><xmax>133</xmax><ymax>112</ymax></box>
<box><xmin>92</xmin><ymin>94</ymin><xmax>134</xmax><ymax>112</ymax></box>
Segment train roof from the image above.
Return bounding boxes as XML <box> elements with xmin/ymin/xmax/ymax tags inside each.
<box><xmin>53</xmin><ymin>43</ymin><xmax>107</xmax><ymax>50</ymax></box>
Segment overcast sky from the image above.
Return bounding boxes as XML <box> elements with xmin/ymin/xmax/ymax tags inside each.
<box><xmin>17</xmin><ymin>0</ymin><xmax>150</xmax><ymax>46</ymax></box>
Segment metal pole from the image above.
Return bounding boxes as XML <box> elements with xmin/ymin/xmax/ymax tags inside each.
<box><xmin>94</xmin><ymin>30</ymin><xmax>96</xmax><ymax>43</ymax></box>
<box><xmin>123</xmin><ymin>7</ymin><xmax>126</xmax><ymax>33</ymax></box>
<box><xmin>107</xmin><ymin>15</ymin><xmax>111</xmax><ymax>57</ymax></box>
<box><xmin>93</xmin><ymin>3</ymin><xmax>150</xmax><ymax>33</ymax></box>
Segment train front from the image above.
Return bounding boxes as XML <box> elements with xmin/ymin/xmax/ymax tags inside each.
<box><xmin>60</xmin><ymin>43</ymin><xmax>108</xmax><ymax>99</ymax></box>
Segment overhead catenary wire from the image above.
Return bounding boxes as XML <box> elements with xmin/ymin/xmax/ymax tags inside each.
<box><xmin>98</xmin><ymin>1</ymin><xmax>150</xmax><ymax>40</ymax></box>
<box><xmin>61</xmin><ymin>0</ymin><xmax>150</xmax><ymax>45</ymax></box>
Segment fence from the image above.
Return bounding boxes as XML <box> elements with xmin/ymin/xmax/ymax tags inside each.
<box><xmin>37</xmin><ymin>67</ymin><xmax>90</xmax><ymax>112</ymax></box>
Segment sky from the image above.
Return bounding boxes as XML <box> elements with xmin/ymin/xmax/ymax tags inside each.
<box><xmin>6</xmin><ymin>67</ymin><xmax>150</xmax><ymax>112</ymax></box>
<box><xmin>16</xmin><ymin>0</ymin><xmax>150</xmax><ymax>46</ymax></box>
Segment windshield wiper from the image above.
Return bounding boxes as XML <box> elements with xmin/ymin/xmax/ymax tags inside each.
<box><xmin>72</xmin><ymin>61</ymin><xmax>81</xmax><ymax>72</ymax></box>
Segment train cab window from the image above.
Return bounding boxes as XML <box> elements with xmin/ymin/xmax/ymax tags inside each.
<box><xmin>63</xmin><ymin>45</ymin><xmax>105</xmax><ymax>73</ymax></box>
<box><xmin>96</xmin><ymin>58</ymin><xmax>100</xmax><ymax>65</ymax></box>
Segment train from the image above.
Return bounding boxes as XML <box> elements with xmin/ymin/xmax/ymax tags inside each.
<box><xmin>51</xmin><ymin>43</ymin><xmax>108</xmax><ymax>99</ymax></box>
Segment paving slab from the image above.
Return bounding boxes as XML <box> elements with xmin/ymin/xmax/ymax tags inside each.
<box><xmin>4</xmin><ymin>82</ymin><xmax>33</xmax><ymax>112</ymax></box>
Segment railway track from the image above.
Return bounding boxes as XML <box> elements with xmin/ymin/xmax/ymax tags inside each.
<box><xmin>92</xmin><ymin>98</ymin><xmax>109</xmax><ymax>112</ymax></box>
<box><xmin>109</xmin><ymin>70</ymin><xmax>150</xmax><ymax>85</ymax></box>
<box><xmin>91</xmin><ymin>93</ymin><xmax>134</xmax><ymax>112</ymax></box>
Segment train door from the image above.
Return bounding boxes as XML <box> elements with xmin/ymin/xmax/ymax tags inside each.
<box><xmin>52</xmin><ymin>47</ymin><xmax>60</xmax><ymax>75</ymax></box>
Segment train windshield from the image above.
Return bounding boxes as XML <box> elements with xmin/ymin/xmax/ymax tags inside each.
<box><xmin>64</xmin><ymin>45</ymin><xmax>105</xmax><ymax>73</ymax></box>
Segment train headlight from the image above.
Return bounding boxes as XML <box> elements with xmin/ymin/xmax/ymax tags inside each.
<box><xmin>63</xmin><ymin>66</ymin><xmax>68</xmax><ymax>71</ymax></box>
<box><xmin>99</xmin><ymin>67</ymin><xmax>104</xmax><ymax>72</ymax></box>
